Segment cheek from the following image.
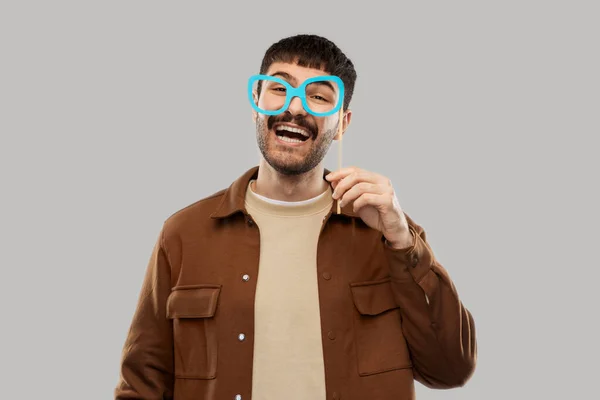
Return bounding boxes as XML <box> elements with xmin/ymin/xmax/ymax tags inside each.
<box><xmin>256</xmin><ymin>115</ymin><xmax>268</xmax><ymax>128</ymax></box>
<box><xmin>320</xmin><ymin>117</ymin><xmax>337</xmax><ymax>133</ymax></box>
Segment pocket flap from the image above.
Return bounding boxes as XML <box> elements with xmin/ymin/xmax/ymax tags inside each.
<box><xmin>166</xmin><ymin>285</ymin><xmax>222</xmax><ymax>319</ymax></box>
<box><xmin>350</xmin><ymin>278</ymin><xmax>398</xmax><ymax>316</ymax></box>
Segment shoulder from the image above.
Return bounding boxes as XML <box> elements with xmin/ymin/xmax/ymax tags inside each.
<box><xmin>160</xmin><ymin>188</ymin><xmax>228</xmax><ymax>241</ymax></box>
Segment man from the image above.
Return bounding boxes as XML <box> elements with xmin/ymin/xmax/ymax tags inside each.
<box><xmin>114</xmin><ymin>34</ymin><xmax>477</xmax><ymax>400</ymax></box>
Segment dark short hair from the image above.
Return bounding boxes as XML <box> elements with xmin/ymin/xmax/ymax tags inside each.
<box><xmin>258</xmin><ymin>34</ymin><xmax>357</xmax><ymax>111</ymax></box>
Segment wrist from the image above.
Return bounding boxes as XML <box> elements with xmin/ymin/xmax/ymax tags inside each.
<box><xmin>386</xmin><ymin>230</ymin><xmax>413</xmax><ymax>250</ymax></box>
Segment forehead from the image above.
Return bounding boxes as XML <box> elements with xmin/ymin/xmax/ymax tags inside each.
<box><xmin>265</xmin><ymin>62</ymin><xmax>330</xmax><ymax>85</ymax></box>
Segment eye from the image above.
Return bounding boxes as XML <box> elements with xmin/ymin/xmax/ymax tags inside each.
<box><xmin>311</xmin><ymin>95</ymin><xmax>330</xmax><ymax>102</ymax></box>
<box><xmin>269</xmin><ymin>85</ymin><xmax>286</xmax><ymax>94</ymax></box>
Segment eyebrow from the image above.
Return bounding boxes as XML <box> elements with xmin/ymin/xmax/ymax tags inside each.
<box><xmin>311</xmin><ymin>80</ymin><xmax>336</xmax><ymax>93</ymax></box>
<box><xmin>269</xmin><ymin>71</ymin><xmax>337</xmax><ymax>92</ymax></box>
<box><xmin>270</xmin><ymin>71</ymin><xmax>297</xmax><ymax>85</ymax></box>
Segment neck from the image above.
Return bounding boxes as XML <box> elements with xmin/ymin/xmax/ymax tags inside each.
<box><xmin>253</xmin><ymin>159</ymin><xmax>330</xmax><ymax>202</ymax></box>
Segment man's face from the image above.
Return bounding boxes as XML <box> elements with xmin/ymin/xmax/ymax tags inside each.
<box><xmin>252</xmin><ymin>62</ymin><xmax>348</xmax><ymax>176</ymax></box>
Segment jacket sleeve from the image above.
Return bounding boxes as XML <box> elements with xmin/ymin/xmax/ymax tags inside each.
<box><xmin>114</xmin><ymin>226</ymin><xmax>174</xmax><ymax>399</ymax></box>
<box><xmin>384</xmin><ymin>215</ymin><xmax>477</xmax><ymax>389</ymax></box>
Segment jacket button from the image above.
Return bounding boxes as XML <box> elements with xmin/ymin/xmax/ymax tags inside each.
<box><xmin>322</xmin><ymin>272</ymin><xmax>332</xmax><ymax>280</ymax></box>
<box><xmin>327</xmin><ymin>331</ymin><xmax>336</xmax><ymax>340</ymax></box>
<box><xmin>235</xmin><ymin>395</ymin><xmax>242</xmax><ymax>400</ymax></box>
<box><xmin>332</xmin><ymin>392</ymin><xmax>340</xmax><ymax>400</ymax></box>
<box><xmin>238</xmin><ymin>333</ymin><xmax>246</xmax><ymax>341</ymax></box>
<box><xmin>242</xmin><ymin>274</ymin><xmax>250</xmax><ymax>282</ymax></box>
<box><xmin>411</xmin><ymin>254</ymin><xmax>419</xmax><ymax>267</ymax></box>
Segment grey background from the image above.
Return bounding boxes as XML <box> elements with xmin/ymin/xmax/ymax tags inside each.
<box><xmin>1</xmin><ymin>1</ymin><xmax>598</xmax><ymax>398</ymax></box>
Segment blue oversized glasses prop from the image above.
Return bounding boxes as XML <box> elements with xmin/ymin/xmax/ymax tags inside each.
<box><xmin>248</xmin><ymin>73</ymin><xmax>346</xmax><ymax>214</ymax></box>
<box><xmin>248</xmin><ymin>74</ymin><xmax>345</xmax><ymax>117</ymax></box>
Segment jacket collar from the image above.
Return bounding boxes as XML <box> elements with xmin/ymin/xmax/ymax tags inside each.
<box><xmin>210</xmin><ymin>165</ymin><xmax>359</xmax><ymax>219</ymax></box>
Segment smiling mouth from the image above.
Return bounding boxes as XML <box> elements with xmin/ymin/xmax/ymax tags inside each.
<box><xmin>273</xmin><ymin>123</ymin><xmax>312</xmax><ymax>144</ymax></box>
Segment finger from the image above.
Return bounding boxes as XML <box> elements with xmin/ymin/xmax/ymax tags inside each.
<box><xmin>353</xmin><ymin>192</ymin><xmax>393</xmax><ymax>213</ymax></box>
<box><xmin>327</xmin><ymin>167</ymin><xmax>375</xmax><ymax>184</ymax></box>
<box><xmin>332</xmin><ymin>169</ymin><xmax>384</xmax><ymax>200</ymax></box>
<box><xmin>325</xmin><ymin>166</ymin><xmax>358</xmax><ymax>182</ymax></box>
<box><xmin>327</xmin><ymin>167</ymin><xmax>386</xmax><ymax>182</ymax></box>
<box><xmin>339</xmin><ymin>182</ymin><xmax>385</xmax><ymax>207</ymax></box>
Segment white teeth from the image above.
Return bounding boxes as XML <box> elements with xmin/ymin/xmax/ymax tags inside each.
<box><xmin>275</xmin><ymin>125</ymin><xmax>310</xmax><ymax>137</ymax></box>
<box><xmin>279</xmin><ymin>136</ymin><xmax>304</xmax><ymax>144</ymax></box>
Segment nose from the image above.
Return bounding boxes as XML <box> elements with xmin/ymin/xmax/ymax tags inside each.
<box><xmin>287</xmin><ymin>95</ymin><xmax>306</xmax><ymax>116</ymax></box>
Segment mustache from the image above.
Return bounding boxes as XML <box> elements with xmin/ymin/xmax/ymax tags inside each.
<box><xmin>267</xmin><ymin>112</ymin><xmax>317</xmax><ymax>137</ymax></box>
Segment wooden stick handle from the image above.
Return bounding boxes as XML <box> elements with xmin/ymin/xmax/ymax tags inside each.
<box><xmin>337</xmin><ymin>106</ymin><xmax>344</xmax><ymax>214</ymax></box>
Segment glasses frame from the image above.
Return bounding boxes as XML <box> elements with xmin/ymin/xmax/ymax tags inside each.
<box><xmin>248</xmin><ymin>74</ymin><xmax>345</xmax><ymax>117</ymax></box>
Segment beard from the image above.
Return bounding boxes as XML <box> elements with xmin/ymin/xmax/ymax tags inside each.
<box><xmin>256</xmin><ymin>112</ymin><xmax>338</xmax><ymax>176</ymax></box>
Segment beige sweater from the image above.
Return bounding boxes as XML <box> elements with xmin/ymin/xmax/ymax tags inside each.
<box><xmin>244</xmin><ymin>179</ymin><xmax>333</xmax><ymax>400</ymax></box>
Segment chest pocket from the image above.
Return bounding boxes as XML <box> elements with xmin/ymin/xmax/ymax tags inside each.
<box><xmin>166</xmin><ymin>284</ymin><xmax>221</xmax><ymax>379</ymax></box>
<box><xmin>350</xmin><ymin>278</ymin><xmax>412</xmax><ymax>376</ymax></box>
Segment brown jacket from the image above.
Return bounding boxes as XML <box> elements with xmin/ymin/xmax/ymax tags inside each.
<box><xmin>114</xmin><ymin>166</ymin><xmax>477</xmax><ymax>400</ymax></box>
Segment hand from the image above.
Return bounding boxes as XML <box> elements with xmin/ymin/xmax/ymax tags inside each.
<box><xmin>325</xmin><ymin>167</ymin><xmax>412</xmax><ymax>248</ymax></box>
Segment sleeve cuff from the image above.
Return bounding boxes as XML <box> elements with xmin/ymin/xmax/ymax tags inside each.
<box><xmin>383</xmin><ymin>225</ymin><xmax>432</xmax><ymax>284</ymax></box>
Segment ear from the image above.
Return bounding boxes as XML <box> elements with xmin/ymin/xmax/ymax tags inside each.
<box><xmin>343</xmin><ymin>109</ymin><xmax>352</xmax><ymax>131</ymax></box>
<box><xmin>335</xmin><ymin>109</ymin><xmax>352</xmax><ymax>140</ymax></box>
<box><xmin>251</xmin><ymin>91</ymin><xmax>259</xmax><ymax>123</ymax></box>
